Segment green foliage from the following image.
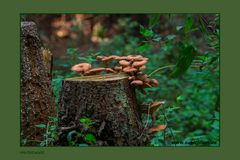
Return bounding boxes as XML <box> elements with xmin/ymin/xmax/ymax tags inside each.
<box><xmin>67</xmin><ymin>117</ymin><xmax>97</xmax><ymax>146</ymax></box>
<box><xmin>51</xmin><ymin>14</ymin><xmax>219</xmax><ymax>146</ymax></box>
<box><xmin>35</xmin><ymin>116</ymin><xmax>58</xmax><ymax>147</ymax></box>
<box><xmin>171</xmin><ymin>42</ymin><xmax>196</xmax><ymax>77</ymax></box>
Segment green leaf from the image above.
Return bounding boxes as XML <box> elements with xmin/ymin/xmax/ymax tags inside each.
<box><xmin>84</xmin><ymin>133</ymin><xmax>96</xmax><ymax>144</ymax></box>
<box><xmin>176</xmin><ymin>95</ymin><xmax>184</xmax><ymax>101</ymax></box>
<box><xmin>171</xmin><ymin>43</ymin><xmax>197</xmax><ymax>77</ymax></box>
<box><xmin>149</xmin><ymin>14</ymin><xmax>160</xmax><ymax>28</ymax></box>
<box><xmin>166</xmin><ymin>34</ymin><xmax>176</xmax><ymax>41</ymax></box>
<box><xmin>44</xmin><ymin>132</ymin><xmax>51</xmax><ymax>137</ymax></box>
<box><xmin>199</xmin><ymin>16</ymin><xmax>207</xmax><ymax>34</ymax></box>
<box><xmin>35</xmin><ymin>124</ymin><xmax>46</xmax><ymax>128</ymax></box>
<box><xmin>184</xmin><ymin>16</ymin><xmax>194</xmax><ymax>34</ymax></box>
<box><xmin>40</xmin><ymin>141</ymin><xmax>46</xmax><ymax>147</ymax></box>
<box><xmin>66</xmin><ymin>48</ymin><xmax>78</xmax><ymax>55</ymax></box>
<box><xmin>140</xmin><ymin>25</ymin><xmax>153</xmax><ymax>37</ymax></box>
<box><xmin>48</xmin><ymin>116</ymin><xmax>58</xmax><ymax>122</ymax></box>
<box><xmin>152</xmin><ymin>37</ymin><xmax>161</xmax><ymax>42</ymax></box>
<box><xmin>176</xmin><ymin>25</ymin><xmax>183</xmax><ymax>31</ymax></box>
<box><xmin>49</xmin><ymin>125</ymin><xmax>57</xmax><ymax>131</ymax></box>
<box><xmin>79</xmin><ymin>117</ymin><xmax>91</xmax><ymax>124</ymax></box>
<box><xmin>137</xmin><ymin>44</ymin><xmax>151</xmax><ymax>53</ymax></box>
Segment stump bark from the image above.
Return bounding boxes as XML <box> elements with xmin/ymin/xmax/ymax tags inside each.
<box><xmin>59</xmin><ymin>74</ymin><xmax>147</xmax><ymax>146</ymax></box>
<box><xmin>20</xmin><ymin>21</ymin><xmax>55</xmax><ymax>145</ymax></box>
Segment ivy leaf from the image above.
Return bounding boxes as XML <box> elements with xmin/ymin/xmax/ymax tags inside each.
<box><xmin>84</xmin><ymin>133</ymin><xmax>96</xmax><ymax>144</ymax></box>
<box><xmin>171</xmin><ymin>42</ymin><xmax>197</xmax><ymax>77</ymax></box>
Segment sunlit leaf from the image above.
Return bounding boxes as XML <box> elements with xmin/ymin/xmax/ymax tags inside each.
<box><xmin>84</xmin><ymin>133</ymin><xmax>96</xmax><ymax>144</ymax></box>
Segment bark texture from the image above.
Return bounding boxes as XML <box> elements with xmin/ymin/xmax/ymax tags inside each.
<box><xmin>20</xmin><ymin>21</ymin><xmax>55</xmax><ymax>145</ymax></box>
<box><xmin>59</xmin><ymin>74</ymin><xmax>147</xmax><ymax>146</ymax></box>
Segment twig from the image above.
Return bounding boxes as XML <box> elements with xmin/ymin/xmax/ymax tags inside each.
<box><xmin>138</xmin><ymin>104</ymin><xmax>151</xmax><ymax>139</ymax></box>
<box><xmin>149</xmin><ymin>65</ymin><xmax>175</xmax><ymax>77</ymax></box>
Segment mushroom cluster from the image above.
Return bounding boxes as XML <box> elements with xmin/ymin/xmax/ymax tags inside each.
<box><xmin>71</xmin><ymin>55</ymin><xmax>159</xmax><ymax>95</ymax></box>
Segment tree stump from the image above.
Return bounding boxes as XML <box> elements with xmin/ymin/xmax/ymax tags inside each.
<box><xmin>20</xmin><ymin>21</ymin><xmax>55</xmax><ymax>145</ymax></box>
<box><xmin>58</xmin><ymin>74</ymin><xmax>147</xmax><ymax>146</ymax></box>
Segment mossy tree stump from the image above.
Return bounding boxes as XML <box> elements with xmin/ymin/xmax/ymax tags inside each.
<box><xmin>58</xmin><ymin>74</ymin><xmax>147</xmax><ymax>146</ymax></box>
<box><xmin>21</xmin><ymin>21</ymin><xmax>55</xmax><ymax>145</ymax></box>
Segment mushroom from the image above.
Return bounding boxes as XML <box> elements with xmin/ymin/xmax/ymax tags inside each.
<box><xmin>84</xmin><ymin>67</ymin><xmax>106</xmax><ymax>76</ymax></box>
<box><xmin>71</xmin><ymin>63</ymin><xmax>92</xmax><ymax>73</ymax></box>
<box><xmin>119</xmin><ymin>60</ymin><xmax>130</xmax><ymax>66</ymax></box>
<box><xmin>149</xmin><ymin>79</ymin><xmax>159</xmax><ymax>86</ymax></box>
<box><xmin>132</xmin><ymin>60</ymin><xmax>148</xmax><ymax>67</ymax></box>
<box><xmin>128</xmin><ymin>76</ymin><xmax>136</xmax><ymax>80</ymax></box>
<box><xmin>148</xmin><ymin>124</ymin><xmax>167</xmax><ymax>134</ymax></box>
<box><xmin>115</xmin><ymin>56</ymin><xmax>128</xmax><ymax>60</ymax></box>
<box><xmin>139</xmin><ymin>101</ymin><xmax>164</xmax><ymax>114</ymax></box>
<box><xmin>149</xmin><ymin>101</ymin><xmax>165</xmax><ymax>113</ymax></box>
<box><xmin>136</xmin><ymin>73</ymin><xmax>149</xmax><ymax>82</ymax></box>
<box><xmin>105</xmin><ymin>68</ymin><xmax>116</xmax><ymax>73</ymax></box>
<box><xmin>139</xmin><ymin>65</ymin><xmax>146</xmax><ymax>70</ymax></box>
<box><xmin>123</xmin><ymin>66</ymin><xmax>137</xmax><ymax>73</ymax></box>
<box><xmin>114</xmin><ymin>66</ymin><xmax>122</xmax><ymax>72</ymax></box>
<box><xmin>131</xmin><ymin>80</ymin><xmax>143</xmax><ymax>86</ymax></box>
<box><xmin>96</xmin><ymin>55</ymin><xmax>106</xmax><ymax>60</ymax></box>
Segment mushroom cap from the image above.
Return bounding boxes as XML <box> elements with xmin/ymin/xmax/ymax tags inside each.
<box><xmin>84</xmin><ymin>67</ymin><xmax>106</xmax><ymax>76</ymax></box>
<box><xmin>151</xmin><ymin>101</ymin><xmax>165</xmax><ymax>108</ymax></box>
<box><xmin>102</xmin><ymin>56</ymin><xmax>114</xmax><ymax>62</ymax></box>
<box><xmin>123</xmin><ymin>66</ymin><xmax>137</xmax><ymax>73</ymax></box>
<box><xmin>148</xmin><ymin>124</ymin><xmax>167</xmax><ymax>134</ymax></box>
<box><xmin>96</xmin><ymin>55</ymin><xmax>106</xmax><ymax>60</ymax></box>
<box><xmin>115</xmin><ymin>56</ymin><xmax>128</xmax><ymax>60</ymax></box>
<box><xmin>128</xmin><ymin>76</ymin><xmax>136</xmax><ymax>80</ymax></box>
<box><xmin>105</xmin><ymin>68</ymin><xmax>116</xmax><ymax>73</ymax></box>
<box><xmin>131</xmin><ymin>80</ymin><xmax>143</xmax><ymax>86</ymax></box>
<box><xmin>136</xmin><ymin>73</ymin><xmax>149</xmax><ymax>81</ymax></box>
<box><xmin>114</xmin><ymin>66</ymin><xmax>122</xmax><ymax>71</ymax></box>
<box><xmin>139</xmin><ymin>65</ymin><xmax>146</xmax><ymax>70</ymax></box>
<box><xmin>119</xmin><ymin>60</ymin><xmax>130</xmax><ymax>66</ymax></box>
<box><xmin>71</xmin><ymin>63</ymin><xmax>92</xmax><ymax>73</ymax></box>
<box><xmin>132</xmin><ymin>60</ymin><xmax>148</xmax><ymax>67</ymax></box>
<box><xmin>149</xmin><ymin>79</ymin><xmax>159</xmax><ymax>86</ymax></box>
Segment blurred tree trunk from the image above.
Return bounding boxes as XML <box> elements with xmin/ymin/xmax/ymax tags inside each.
<box><xmin>58</xmin><ymin>74</ymin><xmax>147</xmax><ymax>146</ymax></box>
<box><xmin>20</xmin><ymin>21</ymin><xmax>55</xmax><ymax>146</ymax></box>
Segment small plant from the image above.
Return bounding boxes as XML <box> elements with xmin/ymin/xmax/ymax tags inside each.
<box><xmin>67</xmin><ymin>117</ymin><xmax>97</xmax><ymax>146</ymax></box>
<box><xmin>35</xmin><ymin>116</ymin><xmax>58</xmax><ymax>147</ymax></box>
